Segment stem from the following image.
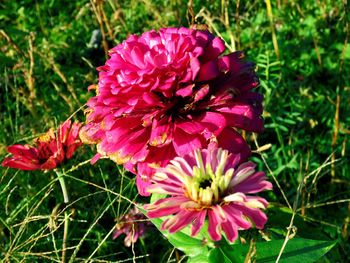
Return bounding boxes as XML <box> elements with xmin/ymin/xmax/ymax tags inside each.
<box><xmin>139</xmin><ymin>238</ymin><xmax>150</xmax><ymax>263</ymax></box>
<box><xmin>55</xmin><ymin>170</ymin><xmax>69</xmax><ymax>263</ymax></box>
<box><xmin>58</xmin><ymin>173</ymin><xmax>69</xmax><ymax>204</ymax></box>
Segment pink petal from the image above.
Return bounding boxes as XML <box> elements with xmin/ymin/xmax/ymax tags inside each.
<box><xmin>193</xmin><ymin>84</ymin><xmax>210</xmax><ymax>102</ymax></box>
<box><xmin>216</xmin><ymin>128</ymin><xmax>251</xmax><ymax>161</ymax></box>
<box><xmin>172</xmin><ymin>127</ymin><xmax>205</xmax><ymax>156</ymax></box>
<box><xmin>165</xmin><ymin>210</ymin><xmax>198</xmax><ymax>233</ymax></box>
<box><xmin>196</xmin><ymin>111</ymin><xmax>226</xmax><ymax>135</ymax></box>
<box><xmin>144</xmin><ymin>143</ymin><xmax>176</xmax><ymax>165</ymax></box>
<box><xmin>218</xmin><ymin>103</ymin><xmax>264</xmax><ymax>132</ymax></box>
<box><xmin>7</xmin><ymin>145</ymin><xmax>38</xmax><ymax>159</ymax></box>
<box><xmin>197</xmin><ymin>60</ymin><xmax>220</xmax><ymax>81</ymax></box>
<box><xmin>112</xmin><ymin>229</ymin><xmax>123</xmax><ymax>239</ymax></box>
<box><xmin>175</xmin><ymin>84</ymin><xmax>194</xmax><ymax>97</ymax></box>
<box><xmin>90</xmin><ymin>153</ymin><xmax>101</xmax><ymax>164</ymax></box>
<box><xmin>232</xmin><ymin>203</ymin><xmax>268</xmax><ymax>229</ymax></box>
<box><xmin>136</xmin><ymin>180</ymin><xmax>151</xmax><ymax>196</ymax></box>
<box><xmin>221</xmin><ymin>220</ymin><xmax>238</xmax><ymax>243</ymax></box>
<box><xmin>149</xmin><ymin>117</ymin><xmax>173</xmax><ymax>147</ymax></box>
<box><xmin>147</xmin><ymin>179</ymin><xmax>184</xmax><ymax>195</ymax></box>
<box><xmin>191</xmin><ymin>210</ymin><xmax>206</xmax><ymax>236</ymax></box>
<box><xmin>204</xmin><ymin>36</ymin><xmax>225</xmax><ymax>61</ymax></box>
<box><xmin>146</xmin><ymin>196</ymin><xmax>187</xmax><ymax>218</ymax></box>
<box><xmin>41</xmin><ymin>157</ymin><xmax>59</xmax><ymax>170</ymax></box>
<box><xmin>233</xmin><ymin>171</ymin><xmax>273</xmax><ymax>193</ymax></box>
<box><xmin>223</xmin><ymin>204</ymin><xmax>252</xmax><ymax>229</ymax></box>
<box><xmin>2</xmin><ymin>157</ymin><xmax>41</xmax><ymax>170</ymax></box>
<box><xmin>207</xmin><ymin>207</ymin><xmax>224</xmax><ymax>241</ymax></box>
<box><xmin>189</xmin><ymin>58</ymin><xmax>201</xmax><ymax>81</ymax></box>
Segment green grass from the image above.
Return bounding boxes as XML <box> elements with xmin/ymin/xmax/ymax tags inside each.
<box><xmin>1</xmin><ymin>0</ymin><xmax>349</xmax><ymax>262</ymax></box>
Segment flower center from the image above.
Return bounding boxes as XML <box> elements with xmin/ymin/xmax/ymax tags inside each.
<box><xmin>183</xmin><ymin>149</ymin><xmax>235</xmax><ymax>207</ymax></box>
<box><xmin>199</xmin><ymin>178</ymin><xmax>212</xmax><ymax>189</ymax></box>
<box><xmin>166</xmin><ymin>96</ymin><xmax>196</xmax><ymax>120</ymax></box>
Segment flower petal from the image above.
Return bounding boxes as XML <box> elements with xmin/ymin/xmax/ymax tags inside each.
<box><xmin>191</xmin><ymin>209</ymin><xmax>206</xmax><ymax>236</ymax></box>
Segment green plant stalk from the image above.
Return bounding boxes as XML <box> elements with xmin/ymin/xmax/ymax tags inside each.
<box><xmin>56</xmin><ymin>170</ymin><xmax>69</xmax><ymax>263</ymax></box>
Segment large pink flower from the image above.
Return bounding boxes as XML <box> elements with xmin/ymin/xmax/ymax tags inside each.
<box><xmin>145</xmin><ymin>146</ymin><xmax>272</xmax><ymax>243</ymax></box>
<box><xmin>2</xmin><ymin>120</ymin><xmax>82</xmax><ymax>171</ymax></box>
<box><xmin>80</xmin><ymin>27</ymin><xmax>263</xmax><ymax>195</ymax></box>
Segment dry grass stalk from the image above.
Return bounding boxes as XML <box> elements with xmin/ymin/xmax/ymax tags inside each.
<box><xmin>265</xmin><ymin>0</ymin><xmax>280</xmax><ymax>59</ymax></box>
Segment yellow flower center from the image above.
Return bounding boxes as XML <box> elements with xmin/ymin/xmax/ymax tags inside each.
<box><xmin>183</xmin><ymin>149</ymin><xmax>234</xmax><ymax>206</ymax></box>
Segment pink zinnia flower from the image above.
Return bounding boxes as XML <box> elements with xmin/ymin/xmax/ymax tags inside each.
<box><xmin>2</xmin><ymin>120</ymin><xmax>82</xmax><ymax>170</ymax></box>
<box><xmin>145</xmin><ymin>146</ymin><xmax>272</xmax><ymax>243</ymax></box>
<box><xmin>113</xmin><ymin>206</ymin><xmax>152</xmax><ymax>247</ymax></box>
<box><xmin>80</xmin><ymin>27</ymin><xmax>263</xmax><ymax>195</ymax></box>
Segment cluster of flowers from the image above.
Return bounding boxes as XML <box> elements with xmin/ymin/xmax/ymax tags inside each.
<box><xmin>2</xmin><ymin>27</ymin><xmax>272</xmax><ymax>246</ymax></box>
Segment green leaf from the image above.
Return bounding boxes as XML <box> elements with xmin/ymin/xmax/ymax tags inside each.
<box><xmin>150</xmin><ymin>217</ymin><xmax>208</xmax><ymax>257</ymax></box>
<box><xmin>187</xmin><ymin>252</ymin><xmax>210</xmax><ymax>263</ymax></box>
<box><xmin>208</xmin><ymin>247</ymin><xmax>238</xmax><ymax>263</ymax></box>
<box><xmin>257</xmin><ymin>238</ymin><xmax>336</xmax><ymax>262</ymax></box>
<box><xmin>146</xmin><ymin>193</ymin><xmax>212</xmax><ymax>257</ymax></box>
<box><xmin>150</xmin><ymin>193</ymin><xmax>167</xmax><ymax>203</ymax></box>
<box><xmin>211</xmin><ymin>238</ymin><xmax>336</xmax><ymax>263</ymax></box>
<box><xmin>141</xmin><ymin>200</ymin><xmax>208</xmax><ymax>257</ymax></box>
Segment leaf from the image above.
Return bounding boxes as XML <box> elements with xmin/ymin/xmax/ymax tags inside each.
<box><xmin>188</xmin><ymin>252</ymin><xmax>210</xmax><ymax>263</ymax></box>
<box><xmin>150</xmin><ymin>193</ymin><xmax>167</xmax><ymax>203</ymax></box>
<box><xmin>150</xmin><ymin>217</ymin><xmax>208</xmax><ymax>257</ymax></box>
<box><xmin>141</xmin><ymin>198</ymin><xmax>208</xmax><ymax>257</ymax></box>
<box><xmin>211</xmin><ymin>238</ymin><xmax>337</xmax><ymax>263</ymax></box>
<box><xmin>256</xmin><ymin>238</ymin><xmax>336</xmax><ymax>262</ymax></box>
<box><xmin>267</xmin><ymin>206</ymin><xmax>332</xmax><ymax>240</ymax></box>
<box><xmin>208</xmin><ymin>247</ymin><xmax>239</xmax><ymax>263</ymax></box>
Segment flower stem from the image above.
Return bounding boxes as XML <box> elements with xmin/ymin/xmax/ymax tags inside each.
<box><xmin>58</xmin><ymin>173</ymin><xmax>69</xmax><ymax>204</ymax></box>
<box><xmin>56</xmin><ymin>170</ymin><xmax>69</xmax><ymax>263</ymax></box>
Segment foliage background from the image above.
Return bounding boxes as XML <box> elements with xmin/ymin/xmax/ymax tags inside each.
<box><xmin>0</xmin><ymin>0</ymin><xmax>349</xmax><ymax>262</ymax></box>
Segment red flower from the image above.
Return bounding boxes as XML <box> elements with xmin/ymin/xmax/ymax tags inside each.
<box><xmin>2</xmin><ymin>120</ymin><xmax>82</xmax><ymax>170</ymax></box>
<box><xmin>80</xmin><ymin>27</ymin><xmax>263</xmax><ymax>195</ymax></box>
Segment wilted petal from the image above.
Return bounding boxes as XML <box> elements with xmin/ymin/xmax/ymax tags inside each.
<box><xmin>2</xmin><ymin>121</ymin><xmax>82</xmax><ymax>171</ymax></box>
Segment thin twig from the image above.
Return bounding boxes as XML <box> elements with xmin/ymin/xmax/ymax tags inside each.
<box><xmin>275</xmin><ymin>160</ymin><xmax>305</xmax><ymax>262</ymax></box>
<box><xmin>253</xmin><ymin>134</ymin><xmax>292</xmax><ymax>209</ymax></box>
<box><xmin>86</xmin><ymin>224</ymin><xmax>116</xmax><ymax>261</ymax></box>
<box><xmin>302</xmin><ymin>199</ymin><xmax>350</xmax><ymax>209</ymax></box>
<box><xmin>0</xmin><ymin>29</ymin><xmax>26</xmax><ymax>56</ymax></box>
<box><xmin>331</xmin><ymin>94</ymin><xmax>340</xmax><ymax>178</ymax></box>
<box><xmin>26</xmin><ymin>32</ymin><xmax>36</xmax><ymax>101</ymax></box>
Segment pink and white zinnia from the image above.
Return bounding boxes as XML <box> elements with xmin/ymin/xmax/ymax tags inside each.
<box><xmin>145</xmin><ymin>146</ymin><xmax>272</xmax><ymax>243</ymax></box>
